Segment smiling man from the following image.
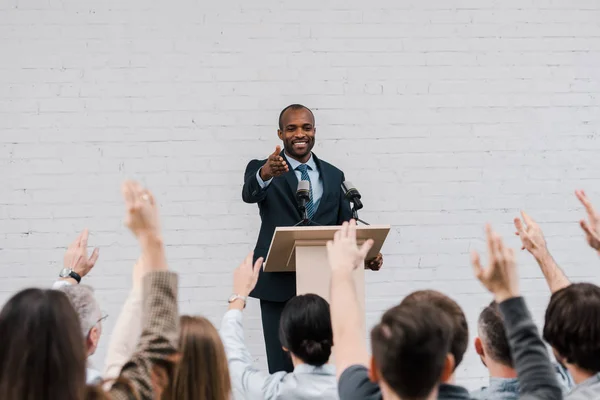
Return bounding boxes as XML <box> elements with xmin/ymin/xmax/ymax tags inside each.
<box><xmin>241</xmin><ymin>104</ymin><xmax>383</xmax><ymax>373</ymax></box>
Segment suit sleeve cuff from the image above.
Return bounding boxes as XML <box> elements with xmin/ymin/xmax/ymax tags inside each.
<box><xmin>256</xmin><ymin>169</ymin><xmax>273</xmax><ymax>189</ymax></box>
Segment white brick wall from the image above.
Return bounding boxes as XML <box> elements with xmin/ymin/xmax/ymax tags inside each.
<box><xmin>1</xmin><ymin>0</ymin><xmax>600</xmax><ymax>390</ymax></box>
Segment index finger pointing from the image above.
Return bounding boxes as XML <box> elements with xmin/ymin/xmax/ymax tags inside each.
<box><xmin>80</xmin><ymin>228</ymin><xmax>89</xmax><ymax>249</ymax></box>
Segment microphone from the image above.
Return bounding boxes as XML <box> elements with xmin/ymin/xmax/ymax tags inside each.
<box><xmin>296</xmin><ymin>180</ymin><xmax>311</xmax><ymax>217</ymax></box>
<box><xmin>342</xmin><ymin>181</ymin><xmax>363</xmax><ymax>211</ymax></box>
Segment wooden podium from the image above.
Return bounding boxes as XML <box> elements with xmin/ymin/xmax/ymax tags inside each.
<box><xmin>263</xmin><ymin>225</ymin><xmax>390</xmax><ymax>311</ymax></box>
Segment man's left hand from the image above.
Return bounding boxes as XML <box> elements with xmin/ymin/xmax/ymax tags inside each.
<box><xmin>365</xmin><ymin>253</ymin><xmax>383</xmax><ymax>271</ymax></box>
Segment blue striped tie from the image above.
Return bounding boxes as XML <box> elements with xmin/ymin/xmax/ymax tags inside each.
<box><xmin>296</xmin><ymin>164</ymin><xmax>315</xmax><ymax>219</ymax></box>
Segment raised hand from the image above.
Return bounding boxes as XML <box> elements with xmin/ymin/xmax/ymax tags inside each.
<box><xmin>233</xmin><ymin>252</ymin><xmax>264</xmax><ymax>297</ymax></box>
<box><xmin>472</xmin><ymin>225</ymin><xmax>520</xmax><ymax>303</ymax></box>
<box><xmin>576</xmin><ymin>190</ymin><xmax>600</xmax><ymax>252</ymax></box>
<box><xmin>260</xmin><ymin>145</ymin><xmax>289</xmax><ymax>181</ymax></box>
<box><xmin>514</xmin><ymin>211</ymin><xmax>548</xmax><ymax>259</ymax></box>
<box><xmin>63</xmin><ymin>229</ymin><xmax>100</xmax><ymax>278</ymax></box>
<box><xmin>121</xmin><ymin>181</ymin><xmax>160</xmax><ymax>239</ymax></box>
<box><xmin>327</xmin><ymin>220</ymin><xmax>374</xmax><ymax>274</ymax></box>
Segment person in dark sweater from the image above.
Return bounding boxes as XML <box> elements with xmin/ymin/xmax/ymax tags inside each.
<box><xmin>328</xmin><ymin>221</ymin><xmax>562</xmax><ymax>400</ymax></box>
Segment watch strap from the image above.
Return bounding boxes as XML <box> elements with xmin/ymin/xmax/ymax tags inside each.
<box><xmin>69</xmin><ymin>271</ymin><xmax>82</xmax><ymax>284</ymax></box>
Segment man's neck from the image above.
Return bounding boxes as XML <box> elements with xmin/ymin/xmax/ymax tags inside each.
<box><xmin>487</xmin><ymin>362</ymin><xmax>518</xmax><ymax>379</ymax></box>
<box><xmin>568</xmin><ymin>364</ymin><xmax>597</xmax><ymax>385</ymax></box>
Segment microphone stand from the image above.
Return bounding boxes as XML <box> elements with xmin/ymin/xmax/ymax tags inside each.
<box><xmin>351</xmin><ymin>201</ymin><xmax>370</xmax><ymax>226</ymax></box>
<box><xmin>294</xmin><ymin>203</ymin><xmax>323</xmax><ymax>227</ymax></box>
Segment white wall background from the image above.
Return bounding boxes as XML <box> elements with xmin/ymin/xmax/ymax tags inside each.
<box><xmin>1</xmin><ymin>0</ymin><xmax>600</xmax><ymax>390</ymax></box>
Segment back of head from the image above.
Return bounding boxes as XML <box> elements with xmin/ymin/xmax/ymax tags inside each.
<box><xmin>0</xmin><ymin>288</ymin><xmax>87</xmax><ymax>400</ymax></box>
<box><xmin>478</xmin><ymin>301</ymin><xmax>512</xmax><ymax>367</ymax></box>
<box><xmin>279</xmin><ymin>294</ymin><xmax>333</xmax><ymax>366</ymax></box>
<box><xmin>544</xmin><ymin>283</ymin><xmax>600</xmax><ymax>373</ymax></box>
<box><xmin>57</xmin><ymin>284</ymin><xmax>102</xmax><ymax>338</ymax></box>
<box><xmin>371</xmin><ymin>303</ymin><xmax>453</xmax><ymax>399</ymax></box>
<box><xmin>172</xmin><ymin>316</ymin><xmax>231</xmax><ymax>400</ymax></box>
<box><xmin>401</xmin><ymin>290</ymin><xmax>469</xmax><ymax>370</ymax></box>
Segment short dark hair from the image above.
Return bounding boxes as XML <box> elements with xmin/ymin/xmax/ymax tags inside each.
<box><xmin>278</xmin><ymin>104</ymin><xmax>315</xmax><ymax>130</ymax></box>
<box><xmin>0</xmin><ymin>288</ymin><xmax>87</xmax><ymax>399</ymax></box>
<box><xmin>279</xmin><ymin>294</ymin><xmax>332</xmax><ymax>366</ymax></box>
<box><xmin>401</xmin><ymin>290</ymin><xmax>469</xmax><ymax>369</ymax></box>
<box><xmin>543</xmin><ymin>283</ymin><xmax>600</xmax><ymax>373</ymax></box>
<box><xmin>371</xmin><ymin>303</ymin><xmax>453</xmax><ymax>399</ymax></box>
<box><xmin>478</xmin><ymin>301</ymin><xmax>512</xmax><ymax>367</ymax></box>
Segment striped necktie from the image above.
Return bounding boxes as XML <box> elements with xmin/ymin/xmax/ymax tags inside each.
<box><xmin>296</xmin><ymin>164</ymin><xmax>315</xmax><ymax>219</ymax></box>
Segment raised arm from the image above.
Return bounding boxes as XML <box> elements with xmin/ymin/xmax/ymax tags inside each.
<box><xmin>327</xmin><ymin>220</ymin><xmax>374</xmax><ymax>379</ymax></box>
<box><xmin>108</xmin><ymin>181</ymin><xmax>179</xmax><ymax>400</ymax></box>
<box><xmin>220</xmin><ymin>252</ymin><xmax>271</xmax><ymax>399</ymax></box>
<box><xmin>103</xmin><ymin>257</ymin><xmax>144</xmax><ymax>381</ymax></box>
<box><xmin>472</xmin><ymin>225</ymin><xmax>562</xmax><ymax>400</ymax></box>
<box><xmin>514</xmin><ymin>211</ymin><xmax>570</xmax><ymax>293</ymax></box>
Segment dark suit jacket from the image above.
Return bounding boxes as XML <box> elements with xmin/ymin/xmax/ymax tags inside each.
<box><xmin>242</xmin><ymin>152</ymin><xmax>353</xmax><ymax>302</ymax></box>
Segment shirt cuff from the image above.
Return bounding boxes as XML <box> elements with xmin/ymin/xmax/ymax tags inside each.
<box><xmin>52</xmin><ymin>280</ymin><xmax>72</xmax><ymax>289</ymax></box>
<box><xmin>256</xmin><ymin>169</ymin><xmax>273</xmax><ymax>189</ymax></box>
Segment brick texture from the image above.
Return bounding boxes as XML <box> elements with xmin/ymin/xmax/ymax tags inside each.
<box><xmin>1</xmin><ymin>0</ymin><xmax>600</xmax><ymax>389</ymax></box>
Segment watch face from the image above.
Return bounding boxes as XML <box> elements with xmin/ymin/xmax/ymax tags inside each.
<box><xmin>59</xmin><ymin>268</ymin><xmax>72</xmax><ymax>278</ymax></box>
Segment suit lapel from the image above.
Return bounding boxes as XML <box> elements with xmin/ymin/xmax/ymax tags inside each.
<box><xmin>312</xmin><ymin>153</ymin><xmax>335</xmax><ymax>220</ymax></box>
<box><xmin>281</xmin><ymin>152</ymin><xmax>299</xmax><ymax>201</ymax></box>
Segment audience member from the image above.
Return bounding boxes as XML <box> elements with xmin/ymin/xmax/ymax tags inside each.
<box><xmin>172</xmin><ymin>315</ymin><xmax>232</xmax><ymax>400</ymax></box>
<box><xmin>514</xmin><ymin>190</ymin><xmax>600</xmax><ymax>399</ymax></box>
<box><xmin>400</xmin><ymin>289</ymin><xmax>471</xmax><ymax>399</ymax></box>
<box><xmin>0</xmin><ymin>180</ymin><xmax>180</xmax><ymax>400</ymax></box>
<box><xmin>330</xmin><ymin>220</ymin><xmax>562</xmax><ymax>400</ymax></box>
<box><xmin>471</xmin><ymin>301</ymin><xmax>572</xmax><ymax>399</ymax></box>
<box><xmin>104</xmin><ymin>256</ymin><xmax>232</xmax><ymax>400</ymax></box>
<box><xmin>49</xmin><ymin>229</ymin><xmax>105</xmax><ymax>384</ymax></box>
<box><xmin>58</xmin><ymin>284</ymin><xmax>106</xmax><ymax>385</ymax></box>
<box><xmin>220</xmin><ymin>252</ymin><xmax>338</xmax><ymax>399</ymax></box>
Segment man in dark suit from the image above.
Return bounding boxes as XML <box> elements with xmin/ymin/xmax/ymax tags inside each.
<box><xmin>241</xmin><ymin>104</ymin><xmax>383</xmax><ymax>373</ymax></box>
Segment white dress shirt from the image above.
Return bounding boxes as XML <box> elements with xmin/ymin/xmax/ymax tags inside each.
<box><xmin>220</xmin><ymin>309</ymin><xmax>339</xmax><ymax>400</ymax></box>
<box><xmin>255</xmin><ymin>152</ymin><xmax>324</xmax><ymax>211</ymax></box>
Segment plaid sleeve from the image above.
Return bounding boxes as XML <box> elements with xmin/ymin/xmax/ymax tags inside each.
<box><xmin>108</xmin><ymin>271</ymin><xmax>179</xmax><ymax>400</ymax></box>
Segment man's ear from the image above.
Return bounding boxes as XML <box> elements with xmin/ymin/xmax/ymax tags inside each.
<box><xmin>474</xmin><ymin>337</ymin><xmax>485</xmax><ymax>356</ymax></box>
<box><xmin>367</xmin><ymin>355</ymin><xmax>379</xmax><ymax>383</ymax></box>
<box><xmin>90</xmin><ymin>325</ymin><xmax>100</xmax><ymax>346</ymax></box>
<box><xmin>277</xmin><ymin>130</ymin><xmax>284</xmax><ymax>140</ymax></box>
<box><xmin>281</xmin><ymin>346</ymin><xmax>289</xmax><ymax>353</ymax></box>
<box><xmin>440</xmin><ymin>354</ymin><xmax>456</xmax><ymax>383</ymax></box>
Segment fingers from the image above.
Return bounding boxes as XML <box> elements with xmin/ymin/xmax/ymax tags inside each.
<box><xmin>272</xmin><ymin>145</ymin><xmax>281</xmax><ymax>157</ymax></box>
<box><xmin>348</xmin><ymin>219</ymin><xmax>357</xmax><ymax>244</ymax></box>
<box><xmin>81</xmin><ymin>228</ymin><xmax>89</xmax><ymax>249</ymax></box>
<box><xmin>253</xmin><ymin>257</ymin><xmax>264</xmax><ymax>277</ymax></box>
<box><xmin>521</xmin><ymin>210</ymin><xmax>534</xmax><ymax>226</ymax></box>
<box><xmin>88</xmin><ymin>248</ymin><xmax>100</xmax><ymax>266</ymax></box>
<box><xmin>485</xmin><ymin>224</ymin><xmax>495</xmax><ymax>264</ymax></box>
<box><xmin>471</xmin><ymin>250</ymin><xmax>484</xmax><ymax>280</ymax></box>
<box><xmin>359</xmin><ymin>239</ymin><xmax>374</xmax><ymax>259</ymax></box>
<box><xmin>577</xmin><ymin>189</ymin><xmax>598</xmax><ymax>223</ymax></box>
<box><xmin>122</xmin><ymin>181</ymin><xmax>135</xmax><ymax>209</ymax></box>
<box><xmin>580</xmin><ymin>219</ymin><xmax>593</xmax><ymax>237</ymax></box>
<box><xmin>514</xmin><ymin>217</ymin><xmax>525</xmax><ymax>236</ymax></box>
<box><xmin>339</xmin><ymin>221</ymin><xmax>349</xmax><ymax>240</ymax></box>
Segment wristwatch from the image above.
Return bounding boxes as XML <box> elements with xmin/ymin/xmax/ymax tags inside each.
<box><xmin>228</xmin><ymin>294</ymin><xmax>247</xmax><ymax>308</ymax></box>
<box><xmin>59</xmin><ymin>268</ymin><xmax>82</xmax><ymax>284</ymax></box>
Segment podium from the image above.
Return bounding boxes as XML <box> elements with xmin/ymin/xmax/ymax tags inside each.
<box><xmin>263</xmin><ymin>225</ymin><xmax>390</xmax><ymax>311</ymax></box>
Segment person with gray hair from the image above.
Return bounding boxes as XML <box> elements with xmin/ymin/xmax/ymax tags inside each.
<box><xmin>52</xmin><ymin>228</ymin><xmax>104</xmax><ymax>384</ymax></box>
<box><xmin>56</xmin><ymin>284</ymin><xmax>105</xmax><ymax>384</ymax></box>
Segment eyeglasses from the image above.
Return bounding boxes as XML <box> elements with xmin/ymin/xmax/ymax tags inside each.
<box><xmin>97</xmin><ymin>313</ymin><xmax>109</xmax><ymax>324</ymax></box>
